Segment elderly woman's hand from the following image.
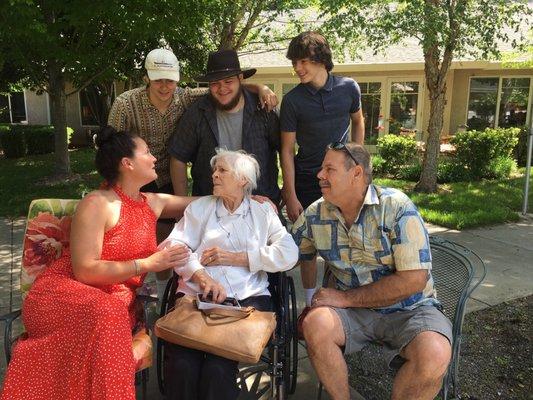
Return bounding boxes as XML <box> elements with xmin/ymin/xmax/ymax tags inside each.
<box><xmin>201</xmin><ymin>247</ymin><xmax>249</xmax><ymax>267</ymax></box>
<box><xmin>141</xmin><ymin>244</ymin><xmax>190</xmax><ymax>272</ymax></box>
<box><xmin>191</xmin><ymin>270</ymin><xmax>227</xmax><ymax>303</ymax></box>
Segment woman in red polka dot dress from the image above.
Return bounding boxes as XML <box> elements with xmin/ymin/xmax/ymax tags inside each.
<box><xmin>1</xmin><ymin>126</ymin><xmax>193</xmax><ymax>400</ymax></box>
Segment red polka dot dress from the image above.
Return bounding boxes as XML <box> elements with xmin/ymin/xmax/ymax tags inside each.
<box><xmin>1</xmin><ymin>186</ymin><xmax>158</xmax><ymax>400</ymax></box>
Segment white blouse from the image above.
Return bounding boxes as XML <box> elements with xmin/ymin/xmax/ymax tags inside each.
<box><xmin>160</xmin><ymin>196</ymin><xmax>299</xmax><ymax>300</ymax></box>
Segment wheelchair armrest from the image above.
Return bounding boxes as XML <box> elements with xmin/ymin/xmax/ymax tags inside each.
<box><xmin>0</xmin><ymin>309</ymin><xmax>22</xmax><ymax>323</ymax></box>
<box><xmin>1</xmin><ymin>309</ymin><xmax>22</xmax><ymax>364</ymax></box>
<box><xmin>136</xmin><ymin>294</ymin><xmax>159</xmax><ymax>305</ymax></box>
<box><xmin>136</xmin><ymin>294</ymin><xmax>159</xmax><ymax>333</ymax></box>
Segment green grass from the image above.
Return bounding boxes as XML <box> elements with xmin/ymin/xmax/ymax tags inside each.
<box><xmin>375</xmin><ymin>173</ymin><xmax>533</xmax><ymax>229</ymax></box>
<box><xmin>1</xmin><ymin>150</ymin><xmax>532</xmax><ymax>230</ymax></box>
<box><xmin>0</xmin><ymin>148</ymin><xmax>101</xmax><ymax>218</ymax></box>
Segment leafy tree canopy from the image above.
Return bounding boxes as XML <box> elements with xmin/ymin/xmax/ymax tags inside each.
<box><xmin>318</xmin><ymin>0</ymin><xmax>531</xmax><ymax>192</ymax></box>
<box><xmin>319</xmin><ymin>0</ymin><xmax>531</xmax><ymax>63</ymax></box>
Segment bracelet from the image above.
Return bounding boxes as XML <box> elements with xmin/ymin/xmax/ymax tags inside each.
<box><xmin>133</xmin><ymin>259</ymin><xmax>141</xmax><ymax>276</ymax></box>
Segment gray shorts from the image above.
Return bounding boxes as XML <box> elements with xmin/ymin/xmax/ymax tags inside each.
<box><xmin>334</xmin><ymin>305</ymin><xmax>453</xmax><ymax>369</ymax></box>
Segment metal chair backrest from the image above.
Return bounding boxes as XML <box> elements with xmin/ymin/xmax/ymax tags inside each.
<box><xmin>428</xmin><ymin>236</ymin><xmax>486</xmax><ymax>399</ymax></box>
<box><xmin>429</xmin><ymin>237</ymin><xmax>474</xmax><ymax>321</ymax></box>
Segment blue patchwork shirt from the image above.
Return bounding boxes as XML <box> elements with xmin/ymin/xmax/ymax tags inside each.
<box><xmin>291</xmin><ymin>184</ymin><xmax>439</xmax><ymax>313</ymax></box>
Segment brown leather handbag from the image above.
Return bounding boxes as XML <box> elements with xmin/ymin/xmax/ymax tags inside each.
<box><xmin>154</xmin><ymin>295</ymin><xmax>277</xmax><ymax>363</ymax></box>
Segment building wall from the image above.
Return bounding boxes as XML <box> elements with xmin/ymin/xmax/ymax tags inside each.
<box><xmin>20</xmin><ymin>63</ymin><xmax>532</xmax><ymax>149</ymax></box>
<box><xmin>23</xmin><ymin>89</ymin><xmax>49</xmax><ymax>125</ymax></box>
<box><xmin>252</xmin><ymin>64</ymin><xmax>532</xmax><ymax>142</ymax></box>
<box><xmin>24</xmin><ymin>84</ymin><xmax>89</xmax><ymax>146</ymax></box>
<box><xmin>251</xmin><ymin>66</ymin><xmax>444</xmax><ymax>143</ymax></box>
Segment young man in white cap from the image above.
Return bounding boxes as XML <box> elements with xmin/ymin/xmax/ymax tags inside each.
<box><xmin>108</xmin><ymin>47</ymin><xmax>277</xmax><ymax>300</ymax></box>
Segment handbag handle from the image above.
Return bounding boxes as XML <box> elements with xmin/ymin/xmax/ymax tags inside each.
<box><xmin>200</xmin><ymin>306</ymin><xmax>255</xmax><ymax>320</ymax></box>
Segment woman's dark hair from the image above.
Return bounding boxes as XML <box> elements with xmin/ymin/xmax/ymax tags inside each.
<box><xmin>286</xmin><ymin>31</ymin><xmax>334</xmax><ymax>72</ymax></box>
<box><xmin>94</xmin><ymin>126</ymin><xmax>138</xmax><ymax>185</ymax></box>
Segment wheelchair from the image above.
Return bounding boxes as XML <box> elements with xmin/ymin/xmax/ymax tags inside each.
<box><xmin>156</xmin><ymin>271</ymin><xmax>299</xmax><ymax>399</ymax></box>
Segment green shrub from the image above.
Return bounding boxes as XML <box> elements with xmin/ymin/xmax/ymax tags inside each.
<box><xmin>371</xmin><ymin>154</ymin><xmax>385</xmax><ymax>176</ymax></box>
<box><xmin>437</xmin><ymin>159</ymin><xmax>472</xmax><ymax>183</ymax></box>
<box><xmin>0</xmin><ymin>125</ymin><xmax>73</xmax><ymax>158</ymax></box>
<box><xmin>485</xmin><ymin>157</ymin><xmax>517</xmax><ymax>180</ymax></box>
<box><xmin>13</xmin><ymin>125</ymin><xmax>54</xmax><ymax>155</ymax></box>
<box><xmin>377</xmin><ymin>134</ymin><xmax>418</xmax><ymax>177</ymax></box>
<box><xmin>0</xmin><ymin>129</ymin><xmax>26</xmax><ymax>158</ymax></box>
<box><xmin>451</xmin><ymin>127</ymin><xmax>520</xmax><ymax>180</ymax></box>
<box><xmin>397</xmin><ymin>159</ymin><xmax>473</xmax><ymax>183</ymax></box>
<box><xmin>0</xmin><ymin>124</ymin><xmax>10</xmax><ymax>151</ymax></box>
<box><xmin>513</xmin><ymin>126</ymin><xmax>529</xmax><ymax>167</ymax></box>
<box><xmin>397</xmin><ymin>161</ymin><xmax>422</xmax><ymax>181</ymax></box>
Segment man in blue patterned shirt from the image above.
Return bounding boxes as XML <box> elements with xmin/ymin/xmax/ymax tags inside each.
<box><xmin>292</xmin><ymin>143</ymin><xmax>452</xmax><ymax>400</ymax></box>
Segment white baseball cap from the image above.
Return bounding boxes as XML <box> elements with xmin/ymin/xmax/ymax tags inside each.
<box><xmin>144</xmin><ymin>48</ymin><xmax>180</xmax><ymax>82</ymax></box>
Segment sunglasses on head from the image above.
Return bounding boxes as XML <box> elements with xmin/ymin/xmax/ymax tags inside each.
<box><xmin>328</xmin><ymin>141</ymin><xmax>359</xmax><ymax>165</ymax></box>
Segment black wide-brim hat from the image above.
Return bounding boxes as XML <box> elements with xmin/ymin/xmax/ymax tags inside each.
<box><xmin>195</xmin><ymin>49</ymin><xmax>256</xmax><ymax>82</ymax></box>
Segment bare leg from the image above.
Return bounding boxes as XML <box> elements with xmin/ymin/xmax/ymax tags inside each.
<box><xmin>392</xmin><ymin>331</ymin><xmax>451</xmax><ymax>400</ymax></box>
<box><xmin>300</xmin><ymin>257</ymin><xmax>318</xmax><ymax>289</ymax></box>
<box><xmin>303</xmin><ymin>307</ymin><xmax>350</xmax><ymax>400</ymax></box>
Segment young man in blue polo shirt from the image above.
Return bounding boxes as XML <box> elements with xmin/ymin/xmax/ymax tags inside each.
<box><xmin>280</xmin><ymin>31</ymin><xmax>364</xmax><ymax>309</ymax></box>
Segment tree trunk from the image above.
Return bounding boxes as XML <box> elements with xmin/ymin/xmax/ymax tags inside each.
<box><xmin>47</xmin><ymin>61</ymin><xmax>70</xmax><ymax>176</ymax></box>
<box><xmin>415</xmin><ymin>90</ymin><xmax>446</xmax><ymax>192</ymax></box>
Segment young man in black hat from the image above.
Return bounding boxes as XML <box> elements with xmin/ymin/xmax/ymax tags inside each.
<box><xmin>169</xmin><ymin>49</ymin><xmax>281</xmax><ymax>204</ymax></box>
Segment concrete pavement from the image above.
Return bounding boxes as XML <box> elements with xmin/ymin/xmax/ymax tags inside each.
<box><xmin>1</xmin><ymin>215</ymin><xmax>532</xmax><ymax>399</ymax></box>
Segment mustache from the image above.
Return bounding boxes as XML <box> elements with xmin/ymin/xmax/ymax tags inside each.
<box><xmin>319</xmin><ymin>181</ymin><xmax>331</xmax><ymax>188</ymax></box>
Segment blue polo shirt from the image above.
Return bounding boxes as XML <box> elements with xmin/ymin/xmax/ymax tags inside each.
<box><xmin>280</xmin><ymin>74</ymin><xmax>361</xmax><ymax>176</ymax></box>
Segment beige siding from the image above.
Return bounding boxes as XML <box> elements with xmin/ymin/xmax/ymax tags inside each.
<box><xmin>23</xmin><ymin>90</ymin><xmax>49</xmax><ymax>125</ymax></box>
<box><xmin>252</xmin><ymin>64</ymin><xmax>532</xmax><ymax>139</ymax></box>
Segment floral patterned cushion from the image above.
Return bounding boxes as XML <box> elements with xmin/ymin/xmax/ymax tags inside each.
<box><xmin>19</xmin><ymin>198</ymin><xmax>152</xmax><ymax>371</ymax></box>
<box><xmin>20</xmin><ymin>199</ymin><xmax>79</xmax><ymax>298</ymax></box>
<box><xmin>132</xmin><ymin>330</ymin><xmax>153</xmax><ymax>371</ymax></box>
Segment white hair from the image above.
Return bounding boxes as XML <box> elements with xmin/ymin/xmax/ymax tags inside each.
<box><xmin>210</xmin><ymin>149</ymin><xmax>260</xmax><ymax>196</ymax></box>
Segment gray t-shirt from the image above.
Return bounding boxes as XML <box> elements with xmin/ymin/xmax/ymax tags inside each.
<box><xmin>216</xmin><ymin>108</ymin><xmax>244</xmax><ymax>150</ymax></box>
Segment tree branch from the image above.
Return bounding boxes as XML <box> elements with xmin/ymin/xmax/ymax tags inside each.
<box><xmin>66</xmin><ymin>40</ymin><xmax>130</xmax><ymax>96</ymax></box>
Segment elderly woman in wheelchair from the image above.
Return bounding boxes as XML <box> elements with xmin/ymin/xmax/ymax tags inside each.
<box><xmin>0</xmin><ymin>126</ymin><xmax>194</xmax><ymax>400</ymax></box>
<box><xmin>160</xmin><ymin>149</ymin><xmax>299</xmax><ymax>400</ymax></box>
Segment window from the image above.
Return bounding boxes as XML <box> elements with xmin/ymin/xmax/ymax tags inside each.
<box><xmin>0</xmin><ymin>92</ymin><xmax>26</xmax><ymax>123</ymax></box>
<box><xmin>498</xmin><ymin>78</ymin><xmax>530</xmax><ymax>128</ymax></box>
<box><xmin>80</xmin><ymin>83</ymin><xmax>115</xmax><ymax>126</ymax></box>
<box><xmin>389</xmin><ymin>81</ymin><xmax>419</xmax><ymax>134</ymax></box>
<box><xmin>360</xmin><ymin>82</ymin><xmax>382</xmax><ymax>145</ymax></box>
<box><xmin>282</xmin><ymin>83</ymin><xmax>298</xmax><ymax>96</ymax></box>
<box><xmin>467</xmin><ymin>77</ymin><xmax>532</xmax><ymax>130</ymax></box>
<box><xmin>467</xmin><ymin>78</ymin><xmax>498</xmax><ymax>130</ymax></box>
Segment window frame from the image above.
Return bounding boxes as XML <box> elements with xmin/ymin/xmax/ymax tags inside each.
<box><xmin>0</xmin><ymin>91</ymin><xmax>28</xmax><ymax>124</ymax></box>
<box><xmin>465</xmin><ymin>75</ymin><xmax>533</xmax><ymax>130</ymax></box>
<box><xmin>355</xmin><ymin>78</ymin><xmax>386</xmax><ymax>145</ymax></box>
<box><xmin>386</xmin><ymin>77</ymin><xmax>425</xmax><ymax>140</ymax></box>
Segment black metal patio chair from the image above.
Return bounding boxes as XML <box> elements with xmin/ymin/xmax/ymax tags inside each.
<box><xmin>0</xmin><ymin>198</ymin><xmax>156</xmax><ymax>399</ymax></box>
<box><xmin>315</xmin><ymin>235</ymin><xmax>486</xmax><ymax>400</ymax></box>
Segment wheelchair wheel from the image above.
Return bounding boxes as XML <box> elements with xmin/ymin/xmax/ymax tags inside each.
<box><xmin>156</xmin><ymin>276</ymin><xmax>177</xmax><ymax>395</ymax></box>
<box><xmin>282</xmin><ymin>275</ymin><xmax>298</xmax><ymax>395</ymax></box>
